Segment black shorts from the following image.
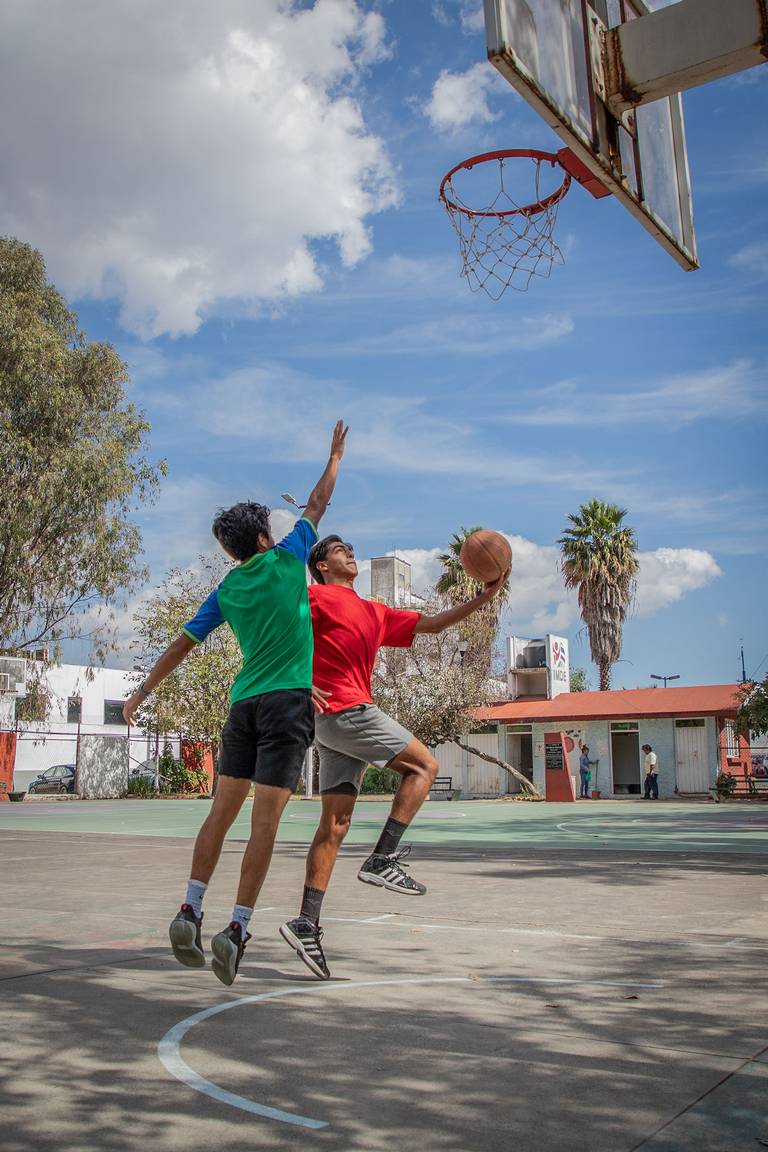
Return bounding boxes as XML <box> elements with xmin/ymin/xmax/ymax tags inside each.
<box><xmin>218</xmin><ymin>689</ymin><xmax>314</xmax><ymax>790</ymax></box>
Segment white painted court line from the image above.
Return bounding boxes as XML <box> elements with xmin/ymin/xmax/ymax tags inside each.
<box><xmin>321</xmin><ymin>915</ymin><xmax>604</xmax><ymax>940</ymax></box>
<box><xmin>157</xmin><ymin>973</ymin><xmax>665</xmax><ymax>1130</ymax></box>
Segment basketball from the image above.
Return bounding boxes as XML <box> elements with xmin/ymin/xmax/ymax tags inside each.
<box><xmin>459</xmin><ymin>530</ymin><xmax>512</xmax><ymax>584</ymax></box>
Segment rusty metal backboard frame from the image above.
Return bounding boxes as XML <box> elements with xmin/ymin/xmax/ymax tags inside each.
<box><xmin>484</xmin><ymin>0</ymin><xmax>698</xmax><ymax>270</ymax></box>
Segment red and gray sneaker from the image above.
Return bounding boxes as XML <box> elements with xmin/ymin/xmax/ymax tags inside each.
<box><xmin>211</xmin><ymin>922</ymin><xmax>251</xmax><ymax>987</ymax></box>
<box><xmin>357</xmin><ymin>845</ymin><xmax>427</xmax><ymax>895</ymax></box>
<box><xmin>279</xmin><ymin>916</ymin><xmax>331</xmax><ymax>980</ymax></box>
<box><xmin>169</xmin><ymin>904</ymin><xmax>205</xmax><ymax>968</ymax></box>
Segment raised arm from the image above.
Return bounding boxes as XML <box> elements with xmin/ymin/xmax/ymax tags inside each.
<box><xmin>303</xmin><ymin>420</ymin><xmax>348</xmax><ymax>528</ymax></box>
<box><xmin>122</xmin><ymin>633</ymin><xmax>196</xmax><ymax>724</ymax></box>
<box><xmin>414</xmin><ymin>568</ymin><xmax>509</xmax><ymax>635</ymax></box>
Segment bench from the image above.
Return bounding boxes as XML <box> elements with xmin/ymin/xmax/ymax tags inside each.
<box><xmin>429</xmin><ymin>776</ymin><xmax>455</xmax><ymax>800</ymax></box>
<box><xmin>711</xmin><ymin>776</ymin><xmax>768</xmax><ymax>802</ymax></box>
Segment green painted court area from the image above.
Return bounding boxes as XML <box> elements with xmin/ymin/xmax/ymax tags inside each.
<box><xmin>3</xmin><ymin>797</ymin><xmax>767</xmax><ymax>853</ymax></box>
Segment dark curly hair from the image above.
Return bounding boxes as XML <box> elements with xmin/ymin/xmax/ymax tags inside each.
<box><xmin>212</xmin><ymin>502</ymin><xmax>271</xmax><ymax>562</ymax></box>
<box><xmin>309</xmin><ymin>535</ymin><xmax>343</xmax><ymax>584</ymax></box>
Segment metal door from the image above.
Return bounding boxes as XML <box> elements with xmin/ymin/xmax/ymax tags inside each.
<box><xmin>675</xmin><ymin>722</ymin><xmax>709</xmax><ymax>792</ymax></box>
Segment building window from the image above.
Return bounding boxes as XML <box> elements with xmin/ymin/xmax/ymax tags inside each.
<box><xmin>506</xmin><ymin>724</ymin><xmax>533</xmax><ymax>734</ymax></box>
<box><xmin>67</xmin><ymin>696</ymin><xmax>82</xmax><ymax>724</ymax></box>
<box><xmin>724</xmin><ymin>719</ymin><xmax>738</xmax><ymax>759</ymax></box>
<box><xmin>610</xmin><ymin>721</ymin><xmax>638</xmax><ymax>732</ymax></box>
<box><xmin>675</xmin><ymin>718</ymin><xmax>705</xmax><ymax>728</ymax></box>
<box><xmin>104</xmin><ymin>700</ymin><xmax>127</xmax><ymax>725</ymax></box>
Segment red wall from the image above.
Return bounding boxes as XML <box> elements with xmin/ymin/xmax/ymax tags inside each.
<box><xmin>0</xmin><ymin>732</ymin><xmax>17</xmax><ymax>801</ymax></box>
<box><xmin>544</xmin><ymin>731</ymin><xmax>576</xmax><ymax>802</ymax></box>
<box><xmin>718</xmin><ymin>720</ymin><xmax>751</xmax><ymax>778</ymax></box>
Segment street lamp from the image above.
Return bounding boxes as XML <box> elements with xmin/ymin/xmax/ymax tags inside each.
<box><xmin>280</xmin><ymin>492</ymin><xmax>306</xmax><ymax>510</ymax></box>
<box><xmin>650</xmin><ymin>673</ymin><xmax>680</xmax><ymax>688</ymax></box>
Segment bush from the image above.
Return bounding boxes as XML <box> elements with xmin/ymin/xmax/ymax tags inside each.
<box><xmin>161</xmin><ymin>755</ymin><xmax>209</xmax><ymax>795</ymax></box>
<box><xmin>715</xmin><ymin>771</ymin><xmax>736</xmax><ymax>798</ymax></box>
<box><xmin>126</xmin><ymin>775</ymin><xmax>156</xmax><ymax>798</ymax></box>
<box><xmin>360</xmin><ymin>764</ymin><xmax>399</xmax><ymax>794</ymax></box>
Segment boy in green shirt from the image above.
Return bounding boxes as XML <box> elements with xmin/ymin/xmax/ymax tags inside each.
<box><xmin>123</xmin><ymin>421</ymin><xmax>347</xmax><ymax>985</ymax></box>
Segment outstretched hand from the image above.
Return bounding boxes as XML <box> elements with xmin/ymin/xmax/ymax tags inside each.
<box><xmin>482</xmin><ymin>566</ymin><xmax>511</xmax><ymax>599</ymax></box>
<box><xmin>330</xmin><ymin>420</ymin><xmax>349</xmax><ymax>461</ymax></box>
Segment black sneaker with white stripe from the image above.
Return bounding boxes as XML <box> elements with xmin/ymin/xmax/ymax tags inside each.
<box><xmin>357</xmin><ymin>845</ymin><xmax>427</xmax><ymax>895</ymax></box>
<box><xmin>211</xmin><ymin>922</ymin><xmax>251</xmax><ymax>987</ymax></box>
<box><xmin>279</xmin><ymin>916</ymin><xmax>330</xmax><ymax>980</ymax></box>
<box><xmin>169</xmin><ymin>904</ymin><xmax>205</xmax><ymax>968</ymax></box>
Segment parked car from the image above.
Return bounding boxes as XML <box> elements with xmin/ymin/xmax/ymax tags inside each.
<box><xmin>27</xmin><ymin>764</ymin><xmax>76</xmax><ymax>795</ymax></box>
<box><xmin>129</xmin><ymin>759</ymin><xmax>167</xmax><ymax>791</ymax></box>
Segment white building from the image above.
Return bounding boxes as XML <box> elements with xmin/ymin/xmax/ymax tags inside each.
<box><xmin>10</xmin><ymin>663</ymin><xmax>157</xmax><ymax>790</ymax></box>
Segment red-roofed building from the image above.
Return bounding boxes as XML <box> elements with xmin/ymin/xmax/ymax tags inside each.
<box><xmin>461</xmin><ymin>683</ymin><xmax>749</xmax><ymax>800</ymax></box>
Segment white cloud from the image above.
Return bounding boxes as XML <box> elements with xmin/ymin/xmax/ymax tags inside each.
<box><xmin>729</xmin><ymin>242</ymin><xmax>768</xmax><ymax>276</ymax></box>
<box><xmin>0</xmin><ymin>0</ymin><xmax>398</xmax><ymax>338</ymax></box>
<box><xmin>426</xmin><ymin>62</ymin><xmax>502</xmax><ymax>131</ymax></box>
<box><xmin>500</xmin><ymin>360</ymin><xmax>766</xmax><ymax>427</ymax></box>
<box><xmin>432</xmin><ymin>1</ymin><xmax>485</xmax><ymax>34</ymax></box>
<box><xmin>361</xmin><ymin>535</ymin><xmax>721</xmax><ymax>632</ymax></box>
<box><xmin>635</xmin><ymin>549</ymin><xmax>721</xmax><ymax>616</ymax></box>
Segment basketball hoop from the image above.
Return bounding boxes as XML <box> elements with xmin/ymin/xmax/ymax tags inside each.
<box><xmin>439</xmin><ymin>148</ymin><xmax>573</xmax><ymax>299</ymax></box>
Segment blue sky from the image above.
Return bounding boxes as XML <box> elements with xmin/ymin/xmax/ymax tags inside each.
<box><xmin>1</xmin><ymin>0</ymin><xmax>766</xmax><ymax>688</ymax></box>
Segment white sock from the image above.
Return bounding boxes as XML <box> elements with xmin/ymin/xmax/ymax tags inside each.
<box><xmin>231</xmin><ymin>904</ymin><xmax>253</xmax><ymax>935</ymax></box>
<box><xmin>185</xmin><ymin>879</ymin><xmax>208</xmax><ymax>918</ymax></box>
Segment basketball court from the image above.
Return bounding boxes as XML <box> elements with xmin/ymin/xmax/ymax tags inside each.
<box><xmin>2</xmin><ymin>798</ymin><xmax>767</xmax><ymax>1151</ymax></box>
<box><xmin>2</xmin><ymin>2</ymin><xmax>767</xmax><ymax>1150</ymax></box>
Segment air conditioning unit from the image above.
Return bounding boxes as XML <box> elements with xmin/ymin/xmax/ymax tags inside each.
<box><xmin>0</xmin><ymin>673</ymin><xmax>11</xmax><ymax>692</ymax></box>
<box><xmin>0</xmin><ymin>657</ymin><xmax>27</xmax><ymax>695</ymax></box>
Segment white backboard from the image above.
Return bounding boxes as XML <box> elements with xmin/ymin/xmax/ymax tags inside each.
<box><xmin>484</xmin><ymin>0</ymin><xmax>698</xmax><ymax>269</ymax></box>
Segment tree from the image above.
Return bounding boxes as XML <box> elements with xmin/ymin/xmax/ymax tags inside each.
<box><xmin>130</xmin><ymin>556</ymin><xmax>239</xmax><ymax>761</ymax></box>
<box><xmin>736</xmin><ymin>676</ymin><xmax>768</xmax><ymax>738</ymax></box>
<box><xmin>372</xmin><ymin>588</ymin><xmax>539</xmax><ymax>797</ymax></box>
<box><xmin>558</xmin><ymin>500</ymin><xmax>638</xmax><ymax>691</ymax></box>
<box><xmin>0</xmin><ymin>238</ymin><xmax>165</xmax><ymax>657</ymax></box>
<box><xmin>436</xmin><ymin>527</ymin><xmax>485</xmax><ymax>603</ymax></box>
<box><xmin>569</xmin><ymin>667</ymin><xmax>590</xmax><ymax>693</ymax></box>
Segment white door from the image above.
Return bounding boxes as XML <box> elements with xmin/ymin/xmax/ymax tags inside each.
<box><xmin>675</xmin><ymin>722</ymin><xmax>709</xmax><ymax>792</ymax></box>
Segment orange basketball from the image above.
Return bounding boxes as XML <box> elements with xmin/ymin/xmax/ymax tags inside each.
<box><xmin>459</xmin><ymin>530</ymin><xmax>512</xmax><ymax>584</ymax></box>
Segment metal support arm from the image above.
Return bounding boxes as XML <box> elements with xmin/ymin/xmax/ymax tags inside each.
<box><xmin>604</xmin><ymin>0</ymin><xmax>768</xmax><ymax>116</ymax></box>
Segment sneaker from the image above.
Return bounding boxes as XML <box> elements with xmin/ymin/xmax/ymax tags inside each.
<box><xmin>357</xmin><ymin>845</ymin><xmax>427</xmax><ymax>895</ymax></box>
<box><xmin>279</xmin><ymin>916</ymin><xmax>331</xmax><ymax>980</ymax></box>
<box><xmin>169</xmin><ymin>904</ymin><xmax>205</xmax><ymax>968</ymax></box>
<box><xmin>210</xmin><ymin>922</ymin><xmax>251</xmax><ymax>987</ymax></box>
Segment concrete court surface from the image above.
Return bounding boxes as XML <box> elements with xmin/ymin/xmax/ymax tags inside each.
<box><xmin>1</xmin><ymin>801</ymin><xmax>767</xmax><ymax>1152</ymax></box>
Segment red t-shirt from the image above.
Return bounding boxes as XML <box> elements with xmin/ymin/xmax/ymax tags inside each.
<box><xmin>309</xmin><ymin>584</ymin><xmax>421</xmax><ymax>712</ymax></box>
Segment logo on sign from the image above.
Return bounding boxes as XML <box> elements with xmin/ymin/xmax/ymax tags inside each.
<box><xmin>552</xmin><ymin>640</ymin><xmax>567</xmax><ymax>668</ymax></box>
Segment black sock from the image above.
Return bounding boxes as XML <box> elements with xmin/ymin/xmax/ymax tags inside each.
<box><xmin>374</xmin><ymin>816</ymin><xmax>409</xmax><ymax>857</ymax></box>
<box><xmin>300</xmin><ymin>885</ymin><xmax>325</xmax><ymax>923</ymax></box>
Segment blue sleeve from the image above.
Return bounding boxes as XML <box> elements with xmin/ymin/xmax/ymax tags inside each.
<box><xmin>276</xmin><ymin>517</ymin><xmax>318</xmax><ymax>564</ymax></box>
<box><xmin>182</xmin><ymin>588</ymin><xmax>225</xmax><ymax>644</ymax></box>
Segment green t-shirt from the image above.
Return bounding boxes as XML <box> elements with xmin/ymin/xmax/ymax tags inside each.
<box><xmin>182</xmin><ymin>518</ymin><xmax>317</xmax><ymax>704</ymax></box>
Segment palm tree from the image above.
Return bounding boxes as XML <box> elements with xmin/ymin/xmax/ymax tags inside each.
<box><xmin>436</xmin><ymin>526</ymin><xmax>484</xmax><ymax>603</ymax></box>
<box><xmin>558</xmin><ymin>500</ymin><xmax>638</xmax><ymax>691</ymax></box>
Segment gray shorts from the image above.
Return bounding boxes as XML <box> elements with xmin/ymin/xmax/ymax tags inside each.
<box><xmin>315</xmin><ymin>704</ymin><xmax>413</xmax><ymax>794</ymax></box>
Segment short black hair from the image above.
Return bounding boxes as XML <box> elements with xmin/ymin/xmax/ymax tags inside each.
<box><xmin>212</xmin><ymin>502</ymin><xmax>271</xmax><ymax>562</ymax></box>
<box><xmin>309</xmin><ymin>534</ymin><xmax>343</xmax><ymax>584</ymax></box>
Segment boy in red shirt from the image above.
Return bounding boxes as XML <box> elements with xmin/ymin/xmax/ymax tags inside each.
<box><xmin>279</xmin><ymin>535</ymin><xmax>508</xmax><ymax>978</ymax></box>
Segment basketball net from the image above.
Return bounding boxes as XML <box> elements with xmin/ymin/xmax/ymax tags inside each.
<box><xmin>439</xmin><ymin>149</ymin><xmax>572</xmax><ymax>299</ymax></box>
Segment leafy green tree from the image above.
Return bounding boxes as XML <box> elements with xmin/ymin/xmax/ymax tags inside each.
<box><xmin>558</xmin><ymin>500</ymin><xmax>638</xmax><ymax>691</ymax></box>
<box><xmin>130</xmin><ymin>555</ymin><xmax>240</xmax><ymax>763</ymax></box>
<box><xmin>373</xmin><ymin>588</ymin><xmax>539</xmax><ymax>796</ymax></box>
<box><xmin>736</xmin><ymin>676</ymin><xmax>768</xmax><ymax>738</ymax></box>
<box><xmin>0</xmin><ymin>238</ymin><xmax>165</xmax><ymax>656</ymax></box>
<box><xmin>569</xmin><ymin>667</ymin><xmax>590</xmax><ymax>693</ymax></box>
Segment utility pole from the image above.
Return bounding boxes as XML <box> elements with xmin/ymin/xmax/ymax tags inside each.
<box><xmin>739</xmin><ymin>641</ymin><xmax>747</xmax><ymax>683</ymax></box>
